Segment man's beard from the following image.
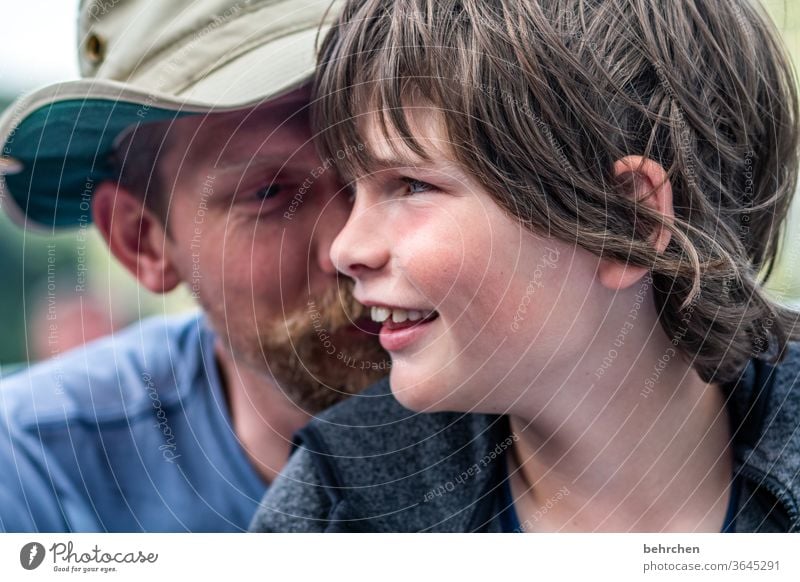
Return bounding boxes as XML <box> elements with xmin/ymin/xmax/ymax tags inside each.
<box><xmin>226</xmin><ymin>279</ymin><xmax>389</xmax><ymax>413</ymax></box>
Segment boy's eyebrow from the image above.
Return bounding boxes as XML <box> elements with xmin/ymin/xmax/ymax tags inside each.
<box><xmin>366</xmin><ymin>155</ymin><xmax>426</xmax><ymax>171</ymax></box>
<box><xmin>360</xmin><ymin>153</ymin><xmax>461</xmax><ymax>175</ymax></box>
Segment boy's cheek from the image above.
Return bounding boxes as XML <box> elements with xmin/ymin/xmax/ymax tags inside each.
<box><xmin>396</xmin><ymin>217</ymin><xmax>469</xmax><ymax>291</ymax></box>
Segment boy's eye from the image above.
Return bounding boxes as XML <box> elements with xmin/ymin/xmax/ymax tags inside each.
<box><xmin>402</xmin><ymin>177</ymin><xmax>435</xmax><ymax>195</ymax></box>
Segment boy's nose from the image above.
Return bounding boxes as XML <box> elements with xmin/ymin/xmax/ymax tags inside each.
<box><xmin>330</xmin><ymin>199</ymin><xmax>390</xmax><ymax>279</ymax></box>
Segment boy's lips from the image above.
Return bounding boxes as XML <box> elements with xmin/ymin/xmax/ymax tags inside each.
<box><xmin>378</xmin><ymin>311</ymin><xmax>440</xmax><ymax>352</ymax></box>
<box><xmin>357</xmin><ymin>300</ymin><xmax>440</xmax><ymax>352</ymax></box>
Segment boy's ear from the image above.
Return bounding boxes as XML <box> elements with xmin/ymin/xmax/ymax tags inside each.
<box><xmin>598</xmin><ymin>155</ymin><xmax>674</xmax><ymax>291</ymax></box>
<box><xmin>92</xmin><ymin>180</ymin><xmax>181</xmax><ymax>294</ymax></box>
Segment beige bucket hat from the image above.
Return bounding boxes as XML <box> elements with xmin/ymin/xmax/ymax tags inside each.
<box><xmin>0</xmin><ymin>0</ymin><xmax>340</xmax><ymax>228</ymax></box>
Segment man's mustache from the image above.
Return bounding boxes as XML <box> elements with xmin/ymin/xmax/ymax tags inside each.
<box><xmin>275</xmin><ymin>278</ymin><xmax>368</xmax><ymax>345</ymax></box>
<box><xmin>257</xmin><ymin>277</ymin><xmax>388</xmax><ymax>413</ymax></box>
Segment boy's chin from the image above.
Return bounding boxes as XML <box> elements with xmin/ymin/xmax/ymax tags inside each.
<box><xmin>389</xmin><ymin>367</ymin><xmax>466</xmax><ymax>414</ymax></box>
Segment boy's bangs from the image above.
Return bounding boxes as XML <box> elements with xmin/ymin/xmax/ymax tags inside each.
<box><xmin>312</xmin><ymin>2</ymin><xmax>451</xmax><ymax>181</ymax></box>
<box><xmin>318</xmin><ymin>80</ymin><xmax>438</xmax><ymax>182</ymax></box>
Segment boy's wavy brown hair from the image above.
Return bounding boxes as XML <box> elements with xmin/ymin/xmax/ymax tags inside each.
<box><xmin>313</xmin><ymin>0</ymin><xmax>800</xmax><ymax>384</ymax></box>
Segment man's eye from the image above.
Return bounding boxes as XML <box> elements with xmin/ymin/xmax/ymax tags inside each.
<box><xmin>255</xmin><ymin>184</ymin><xmax>283</xmax><ymax>200</ymax></box>
<box><xmin>343</xmin><ymin>182</ymin><xmax>356</xmax><ymax>202</ymax></box>
<box><xmin>401</xmin><ymin>178</ymin><xmax>435</xmax><ymax>195</ymax></box>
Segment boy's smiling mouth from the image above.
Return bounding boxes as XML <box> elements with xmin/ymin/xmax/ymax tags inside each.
<box><xmin>364</xmin><ymin>303</ymin><xmax>440</xmax><ymax>351</ymax></box>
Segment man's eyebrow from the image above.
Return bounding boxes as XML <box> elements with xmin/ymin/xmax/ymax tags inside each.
<box><xmin>210</xmin><ymin>154</ymin><xmax>295</xmax><ymax>177</ymax></box>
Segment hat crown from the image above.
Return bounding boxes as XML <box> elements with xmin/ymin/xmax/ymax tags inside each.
<box><xmin>79</xmin><ymin>0</ymin><xmax>255</xmax><ymax>80</ymax></box>
<box><xmin>76</xmin><ymin>0</ymin><xmax>337</xmax><ymax>101</ymax></box>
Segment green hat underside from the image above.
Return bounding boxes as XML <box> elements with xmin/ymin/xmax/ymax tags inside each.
<box><xmin>3</xmin><ymin>99</ymin><xmax>191</xmax><ymax>228</ymax></box>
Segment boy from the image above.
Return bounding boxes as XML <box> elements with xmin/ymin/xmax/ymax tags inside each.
<box><xmin>251</xmin><ymin>0</ymin><xmax>800</xmax><ymax>532</ymax></box>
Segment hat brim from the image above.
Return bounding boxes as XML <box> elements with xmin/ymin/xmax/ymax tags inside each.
<box><xmin>0</xmin><ymin>25</ymin><xmax>321</xmax><ymax>229</ymax></box>
<box><xmin>1</xmin><ymin>95</ymin><xmax>192</xmax><ymax>229</ymax></box>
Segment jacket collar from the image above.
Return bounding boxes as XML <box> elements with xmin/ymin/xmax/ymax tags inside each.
<box><xmin>727</xmin><ymin>345</ymin><xmax>800</xmax><ymax>531</ymax></box>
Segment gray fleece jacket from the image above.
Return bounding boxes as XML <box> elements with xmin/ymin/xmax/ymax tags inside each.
<box><xmin>250</xmin><ymin>345</ymin><xmax>800</xmax><ymax>532</ymax></box>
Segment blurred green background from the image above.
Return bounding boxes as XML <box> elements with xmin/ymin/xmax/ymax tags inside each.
<box><xmin>0</xmin><ymin>0</ymin><xmax>798</xmax><ymax>366</ymax></box>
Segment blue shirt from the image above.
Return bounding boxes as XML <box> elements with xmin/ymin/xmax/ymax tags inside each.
<box><xmin>0</xmin><ymin>313</ymin><xmax>266</xmax><ymax>532</ymax></box>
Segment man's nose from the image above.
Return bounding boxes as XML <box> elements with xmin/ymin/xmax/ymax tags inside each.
<box><xmin>330</xmin><ymin>195</ymin><xmax>390</xmax><ymax>279</ymax></box>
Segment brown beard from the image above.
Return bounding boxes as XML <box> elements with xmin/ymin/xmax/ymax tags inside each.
<box><xmin>255</xmin><ymin>279</ymin><xmax>389</xmax><ymax>413</ymax></box>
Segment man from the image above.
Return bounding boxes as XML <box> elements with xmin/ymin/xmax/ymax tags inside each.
<box><xmin>0</xmin><ymin>0</ymin><xmax>386</xmax><ymax>532</ymax></box>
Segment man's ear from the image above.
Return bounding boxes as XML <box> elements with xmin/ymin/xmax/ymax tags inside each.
<box><xmin>597</xmin><ymin>155</ymin><xmax>674</xmax><ymax>291</ymax></box>
<box><xmin>92</xmin><ymin>181</ymin><xmax>181</xmax><ymax>293</ymax></box>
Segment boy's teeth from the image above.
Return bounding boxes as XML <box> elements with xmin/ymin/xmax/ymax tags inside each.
<box><xmin>369</xmin><ymin>306</ymin><xmax>434</xmax><ymax>324</ymax></box>
<box><xmin>371</xmin><ymin>306</ymin><xmax>391</xmax><ymax>323</ymax></box>
<box><xmin>391</xmin><ymin>309</ymin><xmax>408</xmax><ymax>323</ymax></box>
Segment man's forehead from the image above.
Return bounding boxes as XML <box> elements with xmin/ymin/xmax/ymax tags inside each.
<box><xmin>167</xmin><ymin>101</ymin><xmax>313</xmax><ymax>169</ymax></box>
<box><xmin>184</xmin><ymin>99</ymin><xmax>309</xmax><ymax>139</ymax></box>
